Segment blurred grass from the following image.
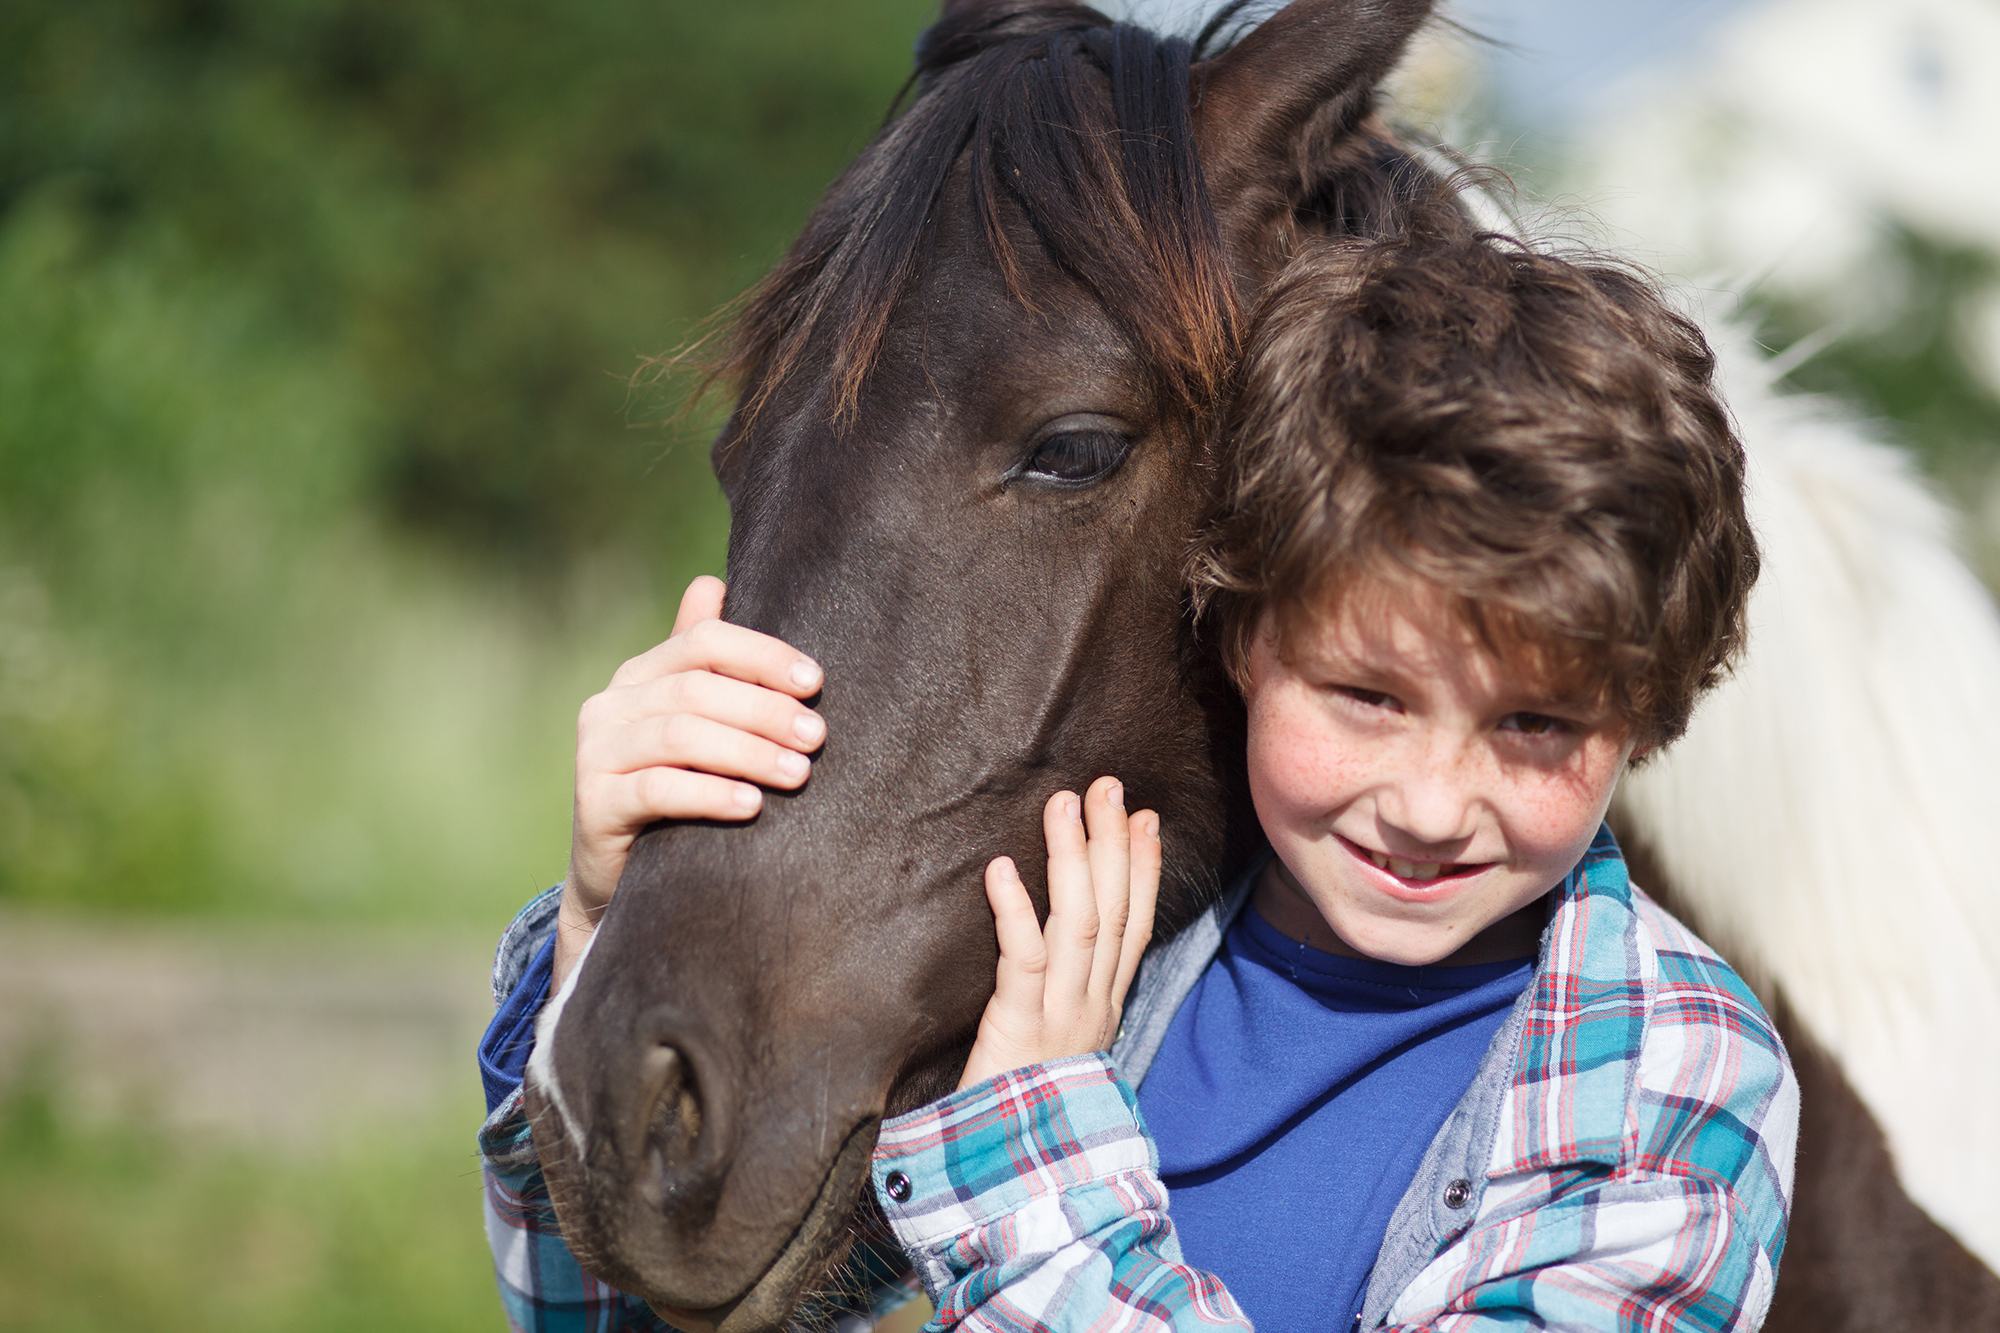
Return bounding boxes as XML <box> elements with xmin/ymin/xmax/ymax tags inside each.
<box><xmin>0</xmin><ymin>1060</ymin><xmax>498</xmax><ymax>1333</ymax></box>
<box><xmin>0</xmin><ymin>0</ymin><xmax>934</xmax><ymax>923</ymax></box>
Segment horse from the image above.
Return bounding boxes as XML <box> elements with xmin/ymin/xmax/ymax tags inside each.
<box><xmin>523</xmin><ymin>2</ymin><xmax>2000</xmax><ymax>1328</ymax></box>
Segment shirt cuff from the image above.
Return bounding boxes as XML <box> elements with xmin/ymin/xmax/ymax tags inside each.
<box><xmin>478</xmin><ymin>930</ymin><xmax>557</xmax><ymax>1115</ymax></box>
<box><xmin>871</xmin><ymin>1052</ymin><xmax>1156</xmax><ymax>1251</ymax></box>
<box><xmin>491</xmin><ymin>884</ymin><xmax>564</xmax><ymax>1004</ymax></box>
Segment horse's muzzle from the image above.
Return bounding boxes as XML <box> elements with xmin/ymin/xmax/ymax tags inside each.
<box><xmin>525</xmin><ymin>995</ymin><xmax>887</xmax><ymax>1329</ymax></box>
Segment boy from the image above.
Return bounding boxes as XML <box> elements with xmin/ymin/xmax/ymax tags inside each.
<box><xmin>480</xmin><ymin>232</ymin><xmax>1794</xmax><ymax>1331</ymax></box>
<box><xmin>863</xmin><ymin>231</ymin><xmax>1793</xmax><ymax>1330</ymax></box>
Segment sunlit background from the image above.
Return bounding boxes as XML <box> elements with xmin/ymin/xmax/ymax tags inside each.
<box><xmin>2</xmin><ymin>0</ymin><xmax>1995</xmax><ymax>1328</ymax></box>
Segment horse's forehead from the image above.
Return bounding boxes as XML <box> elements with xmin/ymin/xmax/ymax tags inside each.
<box><xmin>896</xmin><ymin>172</ymin><xmax>1153</xmax><ymax>394</ymax></box>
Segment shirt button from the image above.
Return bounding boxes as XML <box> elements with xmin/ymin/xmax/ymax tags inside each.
<box><xmin>1443</xmin><ymin>1178</ymin><xmax>1473</xmax><ymax>1210</ymax></box>
<box><xmin>885</xmin><ymin>1170</ymin><xmax>913</xmax><ymax>1203</ymax></box>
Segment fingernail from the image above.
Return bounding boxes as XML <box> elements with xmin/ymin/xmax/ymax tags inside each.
<box><xmin>1068</xmin><ymin>793</ymin><xmax>1083</xmax><ymax>822</ymax></box>
<box><xmin>790</xmin><ymin>659</ymin><xmax>821</xmax><ymax>691</ymax></box>
<box><xmin>1106</xmin><ymin>782</ymin><xmax>1124</xmax><ymax>810</ymax></box>
<box><xmin>777</xmin><ymin>751</ymin><xmax>810</xmax><ymax>782</ymax></box>
<box><xmin>793</xmin><ymin>712</ymin><xmax>825</xmax><ymax>745</ymax></box>
<box><xmin>733</xmin><ymin>784</ymin><xmax>761</xmax><ymax>811</ymax></box>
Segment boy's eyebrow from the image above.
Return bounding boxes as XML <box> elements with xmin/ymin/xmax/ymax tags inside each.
<box><xmin>1493</xmin><ymin>680</ymin><xmax>1622</xmax><ymax>725</ymax></box>
<box><xmin>1313</xmin><ymin>639</ymin><xmax>1615</xmax><ymax>714</ymax></box>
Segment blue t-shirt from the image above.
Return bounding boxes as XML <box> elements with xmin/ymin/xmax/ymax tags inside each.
<box><xmin>1136</xmin><ymin>903</ymin><xmax>1534</xmax><ymax>1330</ymax></box>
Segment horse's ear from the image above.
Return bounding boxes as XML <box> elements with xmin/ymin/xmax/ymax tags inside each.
<box><xmin>1193</xmin><ymin>0</ymin><xmax>1435</xmax><ymax>281</ymax></box>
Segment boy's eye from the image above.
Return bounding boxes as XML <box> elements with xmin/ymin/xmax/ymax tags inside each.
<box><xmin>1501</xmin><ymin>712</ymin><xmax>1569</xmax><ymax>737</ymax></box>
<box><xmin>1337</xmin><ymin>686</ymin><xmax>1399</xmax><ymax>711</ymax></box>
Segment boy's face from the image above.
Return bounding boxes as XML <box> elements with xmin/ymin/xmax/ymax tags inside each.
<box><xmin>1244</xmin><ymin>581</ymin><xmax>1637</xmax><ymax>967</ymax></box>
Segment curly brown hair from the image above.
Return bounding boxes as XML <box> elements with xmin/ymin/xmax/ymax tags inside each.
<box><xmin>1189</xmin><ymin>230</ymin><xmax>1759</xmax><ymax>749</ymax></box>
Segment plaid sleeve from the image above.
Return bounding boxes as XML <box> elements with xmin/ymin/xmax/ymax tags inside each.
<box><xmin>872</xmin><ymin>1053</ymin><xmax>1250</xmax><ymax>1333</ymax></box>
<box><xmin>481</xmin><ymin>1099</ymin><xmax>679</xmax><ymax>1333</ymax></box>
<box><xmin>479</xmin><ymin>888</ymin><xmax>675</xmax><ymax>1333</ymax></box>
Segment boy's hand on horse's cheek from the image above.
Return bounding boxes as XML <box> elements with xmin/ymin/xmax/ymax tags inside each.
<box><xmin>555</xmin><ymin>575</ymin><xmax>826</xmax><ymax>987</ymax></box>
<box><xmin>956</xmin><ymin>785</ymin><xmax>1159</xmax><ymax>1091</ymax></box>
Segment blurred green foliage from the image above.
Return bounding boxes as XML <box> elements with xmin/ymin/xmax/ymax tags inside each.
<box><xmin>1742</xmin><ymin>230</ymin><xmax>2000</xmax><ymax>589</ymax></box>
<box><xmin>0</xmin><ymin>0</ymin><xmax>934</xmax><ymax>922</ymax></box>
<box><xmin>0</xmin><ymin>0</ymin><xmax>936</xmax><ymax>563</ymax></box>
<box><xmin>1761</xmin><ymin>231</ymin><xmax>2000</xmax><ymax>489</ymax></box>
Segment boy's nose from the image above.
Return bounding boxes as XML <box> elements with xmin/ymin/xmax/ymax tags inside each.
<box><xmin>1376</xmin><ymin>754</ymin><xmax>1480</xmax><ymax>849</ymax></box>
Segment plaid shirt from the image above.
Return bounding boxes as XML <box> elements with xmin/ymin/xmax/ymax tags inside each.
<box><xmin>870</xmin><ymin>827</ymin><xmax>1799</xmax><ymax>1332</ymax></box>
<box><xmin>478</xmin><ymin>888</ymin><xmax>667</xmax><ymax>1333</ymax></box>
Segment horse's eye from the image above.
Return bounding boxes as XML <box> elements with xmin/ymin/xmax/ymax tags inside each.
<box><xmin>1025</xmin><ymin>431</ymin><xmax>1132</xmax><ymax>484</ymax></box>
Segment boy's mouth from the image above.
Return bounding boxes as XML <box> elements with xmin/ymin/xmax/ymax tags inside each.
<box><xmin>1347</xmin><ymin>839</ymin><xmax>1483</xmax><ymax>885</ymax></box>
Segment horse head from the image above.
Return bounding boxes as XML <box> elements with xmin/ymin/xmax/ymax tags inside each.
<box><xmin>525</xmin><ymin>3</ymin><xmax>1452</xmax><ymax>1327</ymax></box>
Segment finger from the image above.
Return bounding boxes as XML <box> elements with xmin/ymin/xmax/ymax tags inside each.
<box><xmin>1112</xmin><ymin>810</ymin><xmax>1162</xmax><ymax>1014</ymax></box>
<box><xmin>1040</xmin><ymin>789</ymin><xmax>1098</xmax><ymax>1015</ymax></box>
<box><xmin>985</xmin><ymin>857</ymin><xmax>1050</xmax><ymax>1014</ymax></box>
<box><xmin>606</xmin><ymin>669</ymin><xmax>825</xmax><ymax>754</ymax></box>
<box><xmin>1081</xmin><ymin>776</ymin><xmax>1133</xmax><ymax>1005</ymax></box>
<box><xmin>670</xmin><ymin>575</ymin><xmax>727</xmax><ymax>637</ymax></box>
<box><xmin>585</xmin><ymin>765</ymin><xmax>763</xmax><ymax>828</ymax></box>
<box><xmin>589</xmin><ymin>712</ymin><xmax>813</xmax><ymax>791</ymax></box>
<box><xmin>611</xmin><ymin>617</ymin><xmax>823</xmax><ymax>698</ymax></box>
<box><xmin>958</xmin><ymin>858</ymin><xmax>1053</xmax><ymax>1091</ymax></box>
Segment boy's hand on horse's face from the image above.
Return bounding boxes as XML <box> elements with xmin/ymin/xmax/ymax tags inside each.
<box><xmin>959</xmin><ymin>776</ymin><xmax>1162</xmax><ymax>1090</ymax></box>
<box><xmin>557</xmin><ymin>574</ymin><xmax>824</xmax><ymax>983</ymax></box>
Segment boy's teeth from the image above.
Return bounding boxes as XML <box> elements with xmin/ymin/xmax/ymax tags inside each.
<box><xmin>1363</xmin><ymin>847</ymin><xmax>1451</xmax><ymax>881</ymax></box>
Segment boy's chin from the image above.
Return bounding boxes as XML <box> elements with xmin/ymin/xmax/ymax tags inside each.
<box><xmin>1258</xmin><ymin>853</ymin><xmax>1548</xmax><ymax>966</ymax></box>
<box><xmin>1336</xmin><ymin>891</ymin><xmax>1550</xmax><ymax>969</ymax></box>
<box><xmin>1343</xmin><ymin>925</ymin><xmax>1475</xmax><ymax>968</ymax></box>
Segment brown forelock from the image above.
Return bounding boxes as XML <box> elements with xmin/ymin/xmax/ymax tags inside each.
<box><xmin>713</xmin><ymin>5</ymin><xmax>1238</xmax><ymax>457</ymax></box>
<box><xmin>1190</xmin><ymin>229</ymin><xmax>1760</xmax><ymax>749</ymax></box>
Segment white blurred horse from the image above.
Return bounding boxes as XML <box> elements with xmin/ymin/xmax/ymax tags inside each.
<box><xmin>1616</xmin><ymin>314</ymin><xmax>2000</xmax><ymax>1324</ymax></box>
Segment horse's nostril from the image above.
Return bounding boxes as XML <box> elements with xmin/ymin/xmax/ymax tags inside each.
<box><xmin>645</xmin><ymin>1046</ymin><xmax>703</xmax><ymax>1170</ymax></box>
<box><xmin>626</xmin><ymin>1025</ymin><xmax>733</xmax><ymax>1211</ymax></box>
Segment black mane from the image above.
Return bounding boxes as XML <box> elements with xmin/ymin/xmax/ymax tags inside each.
<box><xmin>721</xmin><ymin>4</ymin><xmax>1237</xmax><ymax>442</ymax></box>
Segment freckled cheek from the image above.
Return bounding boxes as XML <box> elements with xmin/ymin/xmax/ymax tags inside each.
<box><xmin>1504</xmin><ymin>753</ymin><xmax>1623</xmax><ymax>862</ymax></box>
<box><xmin>1245</xmin><ymin>695</ymin><xmax>1366</xmax><ymax>819</ymax></box>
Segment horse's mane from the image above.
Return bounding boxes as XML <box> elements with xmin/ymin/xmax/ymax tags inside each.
<box><xmin>718</xmin><ymin>5</ymin><xmax>1237</xmax><ymax>445</ymax></box>
<box><xmin>710</xmin><ymin>0</ymin><xmax>1479</xmax><ymax>467</ymax></box>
